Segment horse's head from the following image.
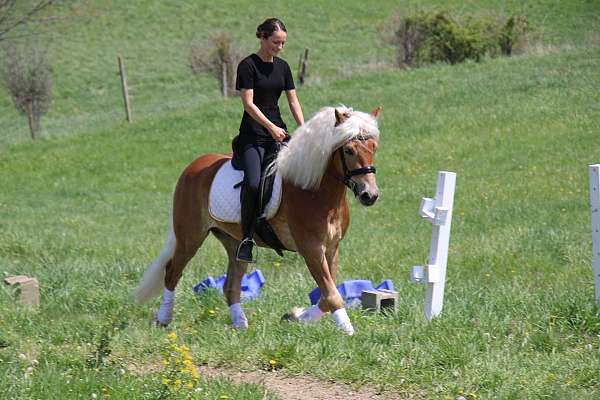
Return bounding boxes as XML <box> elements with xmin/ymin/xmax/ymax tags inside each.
<box><xmin>334</xmin><ymin>107</ymin><xmax>381</xmax><ymax>206</ymax></box>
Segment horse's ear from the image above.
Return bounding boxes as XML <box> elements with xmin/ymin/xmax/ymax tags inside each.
<box><xmin>334</xmin><ymin>108</ymin><xmax>349</xmax><ymax>126</ymax></box>
<box><xmin>371</xmin><ymin>106</ymin><xmax>382</xmax><ymax>118</ymax></box>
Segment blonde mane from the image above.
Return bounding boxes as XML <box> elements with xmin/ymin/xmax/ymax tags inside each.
<box><xmin>274</xmin><ymin>106</ymin><xmax>380</xmax><ymax>190</ymax></box>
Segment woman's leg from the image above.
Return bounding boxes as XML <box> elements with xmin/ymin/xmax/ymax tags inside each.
<box><xmin>237</xmin><ymin>145</ymin><xmax>265</xmax><ymax>262</ymax></box>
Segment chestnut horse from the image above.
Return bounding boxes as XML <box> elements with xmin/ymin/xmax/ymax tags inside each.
<box><xmin>133</xmin><ymin>106</ymin><xmax>380</xmax><ymax>335</ymax></box>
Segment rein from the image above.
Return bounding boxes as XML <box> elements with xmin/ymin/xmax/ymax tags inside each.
<box><xmin>337</xmin><ymin>135</ymin><xmax>376</xmax><ymax>194</ymax></box>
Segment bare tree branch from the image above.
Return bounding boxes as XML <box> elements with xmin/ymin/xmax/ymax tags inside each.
<box><xmin>0</xmin><ymin>1</ymin><xmax>55</xmax><ymax>42</ymax></box>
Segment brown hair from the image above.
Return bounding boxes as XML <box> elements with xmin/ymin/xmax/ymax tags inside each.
<box><xmin>256</xmin><ymin>18</ymin><xmax>287</xmax><ymax>39</ymax></box>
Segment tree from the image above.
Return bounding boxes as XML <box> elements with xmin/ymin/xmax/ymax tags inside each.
<box><xmin>0</xmin><ymin>1</ymin><xmax>55</xmax><ymax>42</ymax></box>
<box><xmin>2</xmin><ymin>46</ymin><xmax>52</xmax><ymax>139</ymax></box>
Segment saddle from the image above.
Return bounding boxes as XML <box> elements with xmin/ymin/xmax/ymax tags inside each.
<box><xmin>208</xmin><ymin>159</ymin><xmax>287</xmax><ymax>256</ymax></box>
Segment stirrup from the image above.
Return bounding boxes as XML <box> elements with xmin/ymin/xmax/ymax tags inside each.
<box><xmin>236</xmin><ymin>238</ymin><xmax>257</xmax><ymax>263</ymax></box>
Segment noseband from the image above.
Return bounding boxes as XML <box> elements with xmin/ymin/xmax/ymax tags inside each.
<box><xmin>337</xmin><ymin>135</ymin><xmax>377</xmax><ymax>194</ymax></box>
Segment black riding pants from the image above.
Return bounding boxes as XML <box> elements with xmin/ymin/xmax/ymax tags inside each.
<box><xmin>239</xmin><ymin>142</ymin><xmax>278</xmax><ymax>239</ymax></box>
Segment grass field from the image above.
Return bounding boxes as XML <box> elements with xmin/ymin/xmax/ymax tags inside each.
<box><xmin>1</xmin><ymin>0</ymin><xmax>598</xmax><ymax>145</ymax></box>
<box><xmin>2</xmin><ymin>1</ymin><xmax>600</xmax><ymax>399</ymax></box>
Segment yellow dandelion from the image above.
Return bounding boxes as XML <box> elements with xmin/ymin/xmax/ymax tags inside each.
<box><xmin>161</xmin><ymin>359</ymin><xmax>169</xmax><ymax>366</ymax></box>
<box><xmin>269</xmin><ymin>359</ymin><xmax>277</xmax><ymax>366</ymax></box>
<box><xmin>167</xmin><ymin>332</ymin><xmax>177</xmax><ymax>341</ymax></box>
<box><xmin>162</xmin><ymin>378</ymin><xmax>171</xmax><ymax>385</ymax></box>
<box><xmin>174</xmin><ymin>379</ymin><xmax>182</xmax><ymax>386</ymax></box>
<box><xmin>186</xmin><ymin>382</ymin><xmax>194</xmax><ymax>389</ymax></box>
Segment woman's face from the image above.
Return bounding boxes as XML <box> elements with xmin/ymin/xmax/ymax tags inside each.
<box><xmin>261</xmin><ymin>30</ymin><xmax>287</xmax><ymax>57</ymax></box>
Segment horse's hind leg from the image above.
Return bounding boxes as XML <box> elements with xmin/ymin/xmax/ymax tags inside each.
<box><xmin>212</xmin><ymin>229</ymin><xmax>249</xmax><ymax>329</ymax></box>
<box><xmin>155</xmin><ymin>230</ymin><xmax>209</xmax><ymax>326</ymax></box>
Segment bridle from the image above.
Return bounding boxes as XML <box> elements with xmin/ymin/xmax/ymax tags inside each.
<box><xmin>337</xmin><ymin>135</ymin><xmax>377</xmax><ymax>195</ymax></box>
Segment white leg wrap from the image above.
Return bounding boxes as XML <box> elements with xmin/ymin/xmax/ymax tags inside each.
<box><xmin>298</xmin><ymin>305</ymin><xmax>326</xmax><ymax>323</ymax></box>
<box><xmin>229</xmin><ymin>303</ymin><xmax>248</xmax><ymax>329</ymax></box>
<box><xmin>332</xmin><ymin>308</ymin><xmax>354</xmax><ymax>336</ymax></box>
<box><xmin>156</xmin><ymin>288</ymin><xmax>175</xmax><ymax>325</ymax></box>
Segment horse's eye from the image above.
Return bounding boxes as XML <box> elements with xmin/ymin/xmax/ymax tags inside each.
<box><xmin>344</xmin><ymin>147</ymin><xmax>354</xmax><ymax>156</ymax></box>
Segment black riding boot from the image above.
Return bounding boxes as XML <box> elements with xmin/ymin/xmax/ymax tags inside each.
<box><xmin>237</xmin><ymin>179</ymin><xmax>258</xmax><ymax>263</ymax></box>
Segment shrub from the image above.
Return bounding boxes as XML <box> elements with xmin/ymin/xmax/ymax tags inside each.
<box><xmin>498</xmin><ymin>15</ymin><xmax>529</xmax><ymax>56</ymax></box>
<box><xmin>393</xmin><ymin>10</ymin><xmax>529</xmax><ymax>67</ymax></box>
<box><xmin>189</xmin><ymin>33</ymin><xmax>243</xmax><ymax>97</ymax></box>
<box><xmin>1</xmin><ymin>46</ymin><xmax>52</xmax><ymax>139</ymax></box>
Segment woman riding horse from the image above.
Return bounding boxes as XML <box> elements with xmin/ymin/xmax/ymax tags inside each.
<box><xmin>233</xmin><ymin>18</ymin><xmax>304</xmax><ymax>263</ymax></box>
<box><xmin>133</xmin><ymin>105</ymin><xmax>381</xmax><ymax>335</ymax></box>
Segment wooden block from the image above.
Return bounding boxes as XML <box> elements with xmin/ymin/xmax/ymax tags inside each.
<box><xmin>4</xmin><ymin>275</ymin><xmax>31</xmax><ymax>285</ymax></box>
<box><xmin>361</xmin><ymin>289</ymin><xmax>399</xmax><ymax>313</ymax></box>
<box><xmin>4</xmin><ymin>275</ymin><xmax>40</xmax><ymax>308</ymax></box>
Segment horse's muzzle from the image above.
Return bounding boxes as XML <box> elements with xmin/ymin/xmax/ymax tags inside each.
<box><xmin>358</xmin><ymin>190</ymin><xmax>379</xmax><ymax>206</ymax></box>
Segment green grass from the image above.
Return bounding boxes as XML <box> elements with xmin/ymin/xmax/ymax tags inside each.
<box><xmin>1</xmin><ymin>0</ymin><xmax>599</xmax><ymax>146</ymax></box>
<box><xmin>2</xmin><ymin>1</ymin><xmax>600</xmax><ymax>399</ymax></box>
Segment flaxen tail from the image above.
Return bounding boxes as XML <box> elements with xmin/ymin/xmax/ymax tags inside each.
<box><xmin>132</xmin><ymin>219</ymin><xmax>176</xmax><ymax>303</ymax></box>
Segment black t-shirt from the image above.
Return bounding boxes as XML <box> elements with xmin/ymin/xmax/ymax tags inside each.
<box><xmin>236</xmin><ymin>54</ymin><xmax>295</xmax><ymax>141</ymax></box>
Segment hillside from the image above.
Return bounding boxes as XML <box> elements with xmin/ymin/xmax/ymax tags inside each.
<box><xmin>0</xmin><ymin>0</ymin><xmax>598</xmax><ymax>146</ymax></box>
<box><xmin>1</xmin><ymin>1</ymin><xmax>600</xmax><ymax>399</ymax></box>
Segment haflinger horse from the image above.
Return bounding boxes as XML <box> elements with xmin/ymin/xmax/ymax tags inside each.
<box><xmin>133</xmin><ymin>105</ymin><xmax>380</xmax><ymax>335</ymax></box>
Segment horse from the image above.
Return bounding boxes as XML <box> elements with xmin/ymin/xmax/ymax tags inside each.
<box><xmin>133</xmin><ymin>105</ymin><xmax>381</xmax><ymax>335</ymax></box>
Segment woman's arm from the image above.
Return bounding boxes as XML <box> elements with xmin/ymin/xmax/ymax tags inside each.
<box><xmin>286</xmin><ymin>89</ymin><xmax>304</xmax><ymax>126</ymax></box>
<box><xmin>240</xmin><ymin>89</ymin><xmax>287</xmax><ymax>141</ymax></box>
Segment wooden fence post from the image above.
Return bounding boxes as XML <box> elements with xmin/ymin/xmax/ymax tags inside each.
<box><xmin>118</xmin><ymin>56</ymin><xmax>132</xmax><ymax>123</ymax></box>
<box><xmin>589</xmin><ymin>164</ymin><xmax>600</xmax><ymax>303</ymax></box>
<box><xmin>298</xmin><ymin>48</ymin><xmax>309</xmax><ymax>86</ymax></box>
<box><xmin>221</xmin><ymin>61</ymin><xmax>228</xmax><ymax>97</ymax></box>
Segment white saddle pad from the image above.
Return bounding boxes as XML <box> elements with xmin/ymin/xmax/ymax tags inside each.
<box><xmin>209</xmin><ymin>160</ymin><xmax>283</xmax><ymax>223</ymax></box>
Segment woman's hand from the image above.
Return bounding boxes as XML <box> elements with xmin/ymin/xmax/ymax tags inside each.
<box><xmin>269</xmin><ymin>126</ymin><xmax>287</xmax><ymax>142</ymax></box>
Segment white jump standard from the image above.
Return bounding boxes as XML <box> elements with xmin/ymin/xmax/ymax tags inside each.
<box><xmin>411</xmin><ymin>171</ymin><xmax>456</xmax><ymax>321</ymax></box>
<box><xmin>588</xmin><ymin>164</ymin><xmax>600</xmax><ymax>304</ymax></box>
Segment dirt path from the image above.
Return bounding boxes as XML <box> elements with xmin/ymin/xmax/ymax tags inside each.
<box><xmin>198</xmin><ymin>365</ymin><xmax>401</xmax><ymax>400</ymax></box>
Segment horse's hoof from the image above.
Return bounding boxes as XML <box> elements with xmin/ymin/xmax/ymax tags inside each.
<box><xmin>338</xmin><ymin>321</ymin><xmax>355</xmax><ymax>336</ymax></box>
<box><xmin>231</xmin><ymin>320</ymin><xmax>249</xmax><ymax>330</ymax></box>
<box><xmin>151</xmin><ymin>313</ymin><xmax>170</xmax><ymax>328</ymax></box>
<box><xmin>281</xmin><ymin>307</ymin><xmax>304</xmax><ymax>322</ymax></box>
<box><xmin>151</xmin><ymin>319</ymin><xmax>169</xmax><ymax>328</ymax></box>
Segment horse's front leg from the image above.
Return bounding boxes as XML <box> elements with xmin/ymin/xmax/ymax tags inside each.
<box><xmin>326</xmin><ymin>244</ymin><xmax>340</xmax><ymax>283</ymax></box>
<box><xmin>299</xmin><ymin>243</ymin><xmax>354</xmax><ymax>335</ymax></box>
